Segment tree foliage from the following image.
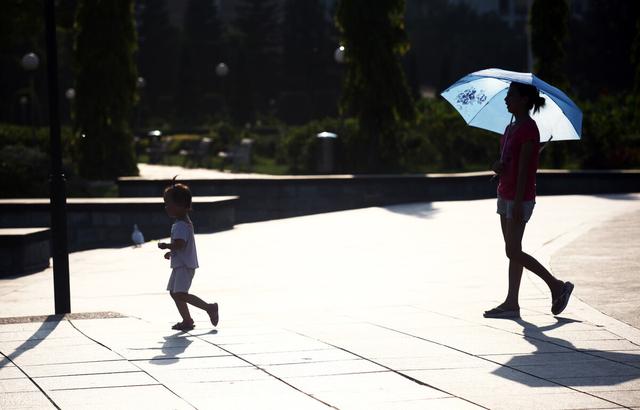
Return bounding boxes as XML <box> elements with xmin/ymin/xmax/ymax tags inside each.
<box><xmin>336</xmin><ymin>0</ymin><xmax>416</xmax><ymax>172</ymax></box>
<box><xmin>136</xmin><ymin>0</ymin><xmax>180</xmax><ymax>124</ymax></box>
<box><xmin>175</xmin><ymin>0</ymin><xmax>221</xmax><ymax>125</ymax></box>
<box><xmin>74</xmin><ymin>0</ymin><xmax>138</xmax><ymax>179</ymax></box>
<box><xmin>531</xmin><ymin>0</ymin><xmax>569</xmax><ymax>90</ymax></box>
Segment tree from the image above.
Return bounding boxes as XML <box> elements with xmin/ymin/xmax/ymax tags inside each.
<box><xmin>74</xmin><ymin>0</ymin><xmax>138</xmax><ymax>179</ymax></box>
<box><xmin>231</xmin><ymin>0</ymin><xmax>281</xmax><ymax>123</ymax></box>
<box><xmin>632</xmin><ymin>13</ymin><xmax>640</xmax><ymax>128</ymax></box>
<box><xmin>175</xmin><ymin>0</ymin><xmax>221</xmax><ymax>126</ymax></box>
<box><xmin>336</xmin><ymin>0</ymin><xmax>416</xmax><ymax>172</ymax></box>
<box><xmin>136</xmin><ymin>0</ymin><xmax>180</xmax><ymax>125</ymax></box>
<box><xmin>530</xmin><ymin>0</ymin><xmax>569</xmax><ymax>90</ymax></box>
<box><xmin>280</xmin><ymin>0</ymin><xmax>335</xmax><ymax>123</ymax></box>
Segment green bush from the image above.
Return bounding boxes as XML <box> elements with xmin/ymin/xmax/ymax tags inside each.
<box><xmin>0</xmin><ymin>144</ymin><xmax>49</xmax><ymax>198</ymax></box>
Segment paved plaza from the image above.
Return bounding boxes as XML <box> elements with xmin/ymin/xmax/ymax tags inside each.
<box><xmin>1</xmin><ymin>194</ymin><xmax>640</xmax><ymax>409</ymax></box>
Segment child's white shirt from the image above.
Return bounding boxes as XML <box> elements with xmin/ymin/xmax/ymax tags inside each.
<box><xmin>170</xmin><ymin>220</ymin><xmax>199</xmax><ymax>269</ymax></box>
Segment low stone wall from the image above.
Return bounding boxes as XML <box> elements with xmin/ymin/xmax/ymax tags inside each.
<box><xmin>118</xmin><ymin>170</ymin><xmax>640</xmax><ymax>223</ymax></box>
<box><xmin>0</xmin><ymin>197</ymin><xmax>237</xmax><ymax>251</ymax></box>
<box><xmin>0</xmin><ymin>228</ymin><xmax>50</xmax><ymax>276</ymax></box>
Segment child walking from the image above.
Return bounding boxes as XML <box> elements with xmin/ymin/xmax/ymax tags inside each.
<box><xmin>158</xmin><ymin>179</ymin><xmax>219</xmax><ymax>331</ymax></box>
<box><xmin>484</xmin><ymin>82</ymin><xmax>574</xmax><ymax>319</ymax></box>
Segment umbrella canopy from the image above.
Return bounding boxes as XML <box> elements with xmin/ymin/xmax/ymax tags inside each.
<box><xmin>441</xmin><ymin>68</ymin><xmax>582</xmax><ymax>142</ymax></box>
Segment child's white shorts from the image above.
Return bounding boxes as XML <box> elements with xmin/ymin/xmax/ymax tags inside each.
<box><xmin>167</xmin><ymin>267</ymin><xmax>195</xmax><ymax>293</ymax></box>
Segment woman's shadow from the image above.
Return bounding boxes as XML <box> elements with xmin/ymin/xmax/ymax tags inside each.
<box><xmin>491</xmin><ymin>317</ymin><xmax>640</xmax><ymax>387</ymax></box>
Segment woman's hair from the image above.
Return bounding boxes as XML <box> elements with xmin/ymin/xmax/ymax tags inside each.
<box><xmin>511</xmin><ymin>82</ymin><xmax>546</xmax><ymax>114</ymax></box>
<box><xmin>164</xmin><ymin>175</ymin><xmax>192</xmax><ymax>209</ymax></box>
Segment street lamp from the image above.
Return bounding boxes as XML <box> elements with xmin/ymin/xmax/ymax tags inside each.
<box><xmin>22</xmin><ymin>52</ymin><xmax>40</xmax><ymax>143</ymax></box>
<box><xmin>136</xmin><ymin>77</ymin><xmax>145</xmax><ymax>130</ymax></box>
<box><xmin>43</xmin><ymin>0</ymin><xmax>71</xmax><ymax>314</ymax></box>
<box><xmin>215</xmin><ymin>63</ymin><xmax>229</xmax><ymax>116</ymax></box>
<box><xmin>65</xmin><ymin>88</ymin><xmax>75</xmax><ymax>124</ymax></box>
<box><xmin>334</xmin><ymin>46</ymin><xmax>346</xmax><ymax>64</ymax></box>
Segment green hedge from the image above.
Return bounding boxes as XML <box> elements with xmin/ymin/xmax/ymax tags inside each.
<box><xmin>0</xmin><ymin>123</ymin><xmax>78</xmax><ymax>198</ymax></box>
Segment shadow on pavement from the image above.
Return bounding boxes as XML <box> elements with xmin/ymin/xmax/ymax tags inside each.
<box><xmin>150</xmin><ymin>333</ymin><xmax>193</xmax><ymax>365</ymax></box>
<box><xmin>0</xmin><ymin>316</ymin><xmax>61</xmax><ymax>366</ymax></box>
<box><xmin>384</xmin><ymin>202</ymin><xmax>439</xmax><ymax>219</ymax></box>
<box><xmin>492</xmin><ymin>317</ymin><xmax>640</xmax><ymax>387</ymax></box>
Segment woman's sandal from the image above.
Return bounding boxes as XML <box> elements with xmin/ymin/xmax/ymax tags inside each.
<box><xmin>171</xmin><ymin>320</ymin><xmax>195</xmax><ymax>331</ymax></box>
<box><xmin>483</xmin><ymin>306</ymin><xmax>521</xmax><ymax>319</ymax></box>
<box><xmin>552</xmin><ymin>282</ymin><xmax>574</xmax><ymax>315</ymax></box>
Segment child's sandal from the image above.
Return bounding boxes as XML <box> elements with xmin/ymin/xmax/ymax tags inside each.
<box><xmin>171</xmin><ymin>320</ymin><xmax>195</xmax><ymax>331</ymax></box>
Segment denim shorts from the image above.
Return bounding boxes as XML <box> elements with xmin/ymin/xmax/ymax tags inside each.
<box><xmin>497</xmin><ymin>196</ymin><xmax>535</xmax><ymax>223</ymax></box>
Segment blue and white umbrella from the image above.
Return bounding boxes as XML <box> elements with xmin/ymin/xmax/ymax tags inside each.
<box><xmin>441</xmin><ymin>68</ymin><xmax>582</xmax><ymax>142</ymax></box>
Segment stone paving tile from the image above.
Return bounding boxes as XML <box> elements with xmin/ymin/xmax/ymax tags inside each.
<box><xmin>172</xmin><ymin>379</ymin><xmax>331</xmax><ymax>410</ymax></box>
<box><xmin>150</xmin><ymin>366</ymin><xmax>271</xmax><ymax>384</ymax></box>
<box><xmin>482</xmin><ymin>351</ymin><xmax>603</xmax><ymax>366</ymax></box>
<box><xmin>0</xmin><ymin>377</ymin><xmax>39</xmax><ymax>393</ymax></box>
<box><xmin>513</xmin><ymin>359</ymin><xmax>640</xmax><ymax>379</ymax></box>
<box><xmin>468</xmin><ymin>392</ymin><xmax>622</xmax><ymax>410</ymax></box>
<box><xmin>593</xmin><ymin>390</ymin><xmax>640</xmax><ymax>408</ymax></box>
<box><xmin>405</xmin><ymin>367</ymin><xmax>567</xmax><ymax>395</ymax></box>
<box><xmin>35</xmin><ymin>371</ymin><xmax>157</xmax><ymax>391</ymax></box>
<box><xmin>552</xmin><ymin>376</ymin><xmax>640</xmax><ymax>392</ymax></box>
<box><xmin>134</xmin><ymin>355</ymin><xmax>245</xmax><ymax>371</ymax></box>
<box><xmin>0</xmin><ymin>391</ymin><xmax>56</xmax><ymax>409</ymax></box>
<box><xmin>262</xmin><ymin>358</ymin><xmax>384</xmax><ymax>378</ymax></box>
<box><xmin>6</xmin><ymin>344</ymin><xmax>121</xmax><ymax>366</ymax></box>
<box><xmin>284</xmin><ymin>371</ymin><xmax>451</xmax><ymax>409</ymax></box>
<box><xmin>243</xmin><ymin>347</ymin><xmax>361</xmax><ymax>366</ymax></box>
<box><xmin>0</xmin><ymin>363</ymin><xmax>24</xmax><ymax>380</ymax></box>
<box><xmin>21</xmin><ymin>359</ymin><xmax>138</xmax><ymax>378</ymax></box>
<box><xmin>378</xmin><ymin>396</ymin><xmax>483</xmax><ymax>409</ymax></box>
<box><xmin>46</xmin><ymin>384</ymin><xmax>193</xmax><ymax>410</ymax></box>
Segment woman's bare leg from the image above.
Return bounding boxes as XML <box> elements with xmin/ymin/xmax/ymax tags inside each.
<box><xmin>503</xmin><ymin>217</ymin><xmax>564</xmax><ymax>305</ymax></box>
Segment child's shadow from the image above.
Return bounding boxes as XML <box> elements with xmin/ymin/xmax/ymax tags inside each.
<box><xmin>151</xmin><ymin>329</ymin><xmax>218</xmax><ymax>365</ymax></box>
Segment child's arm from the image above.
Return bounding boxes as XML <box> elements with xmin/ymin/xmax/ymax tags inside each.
<box><xmin>158</xmin><ymin>239</ymin><xmax>186</xmax><ymax>251</ymax></box>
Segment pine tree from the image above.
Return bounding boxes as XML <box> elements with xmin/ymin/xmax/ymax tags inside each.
<box><xmin>231</xmin><ymin>0</ymin><xmax>281</xmax><ymax>122</ymax></box>
<box><xmin>74</xmin><ymin>0</ymin><xmax>138</xmax><ymax>179</ymax></box>
<box><xmin>175</xmin><ymin>0</ymin><xmax>221</xmax><ymax>126</ymax></box>
<box><xmin>281</xmin><ymin>0</ymin><xmax>332</xmax><ymax>122</ymax></box>
<box><xmin>336</xmin><ymin>0</ymin><xmax>416</xmax><ymax>172</ymax></box>
<box><xmin>530</xmin><ymin>0</ymin><xmax>569</xmax><ymax>89</ymax></box>
<box><xmin>136</xmin><ymin>0</ymin><xmax>179</xmax><ymax>124</ymax></box>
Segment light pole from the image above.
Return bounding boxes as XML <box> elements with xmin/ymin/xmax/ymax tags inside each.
<box><xmin>21</xmin><ymin>52</ymin><xmax>39</xmax><ymax>144</ymax></box>
<box><xmin>65</xmin><ymin>88</ymin><xmax>75</xmax><ymax>124</ymax></box>
<box><xmin>334</xmin><ymin>45</ymin><xmax>346</xmax><ymax>64</ymax></box>
<box><xmin>44</xmin><ymin>0</ymin><xmax>71</xmax><ymax>314</ymax></box>
<box><xmin>215</xmin><ymin>63</ymin><xmax>229</xmax><ymax>117</ymax></box>
<box><xmin>136</xmin><ymin>77</ymin><xmax>145</xmax><ymax>131</ymax></box>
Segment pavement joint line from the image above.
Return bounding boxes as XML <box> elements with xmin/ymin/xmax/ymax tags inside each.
<box><xmin>21</xmin><ymin>358</ymin><xmax>127</xmax><ymax>367</ymax></box>
<box><xmin>183</xmin><ymin>329</ymin><xmax>340</xmax><ymax>409</ymax></box>
<box><xmin>32</xmin><ymin>370</ymin><xmax>144</xmax><ymax>379</ymax></box>
<box><xmin>49</xmin><ymin>382</ymin><xmax>162</xmax><ymax>392</ymax></box>
<box><xmin>369</xmin><ymin>322</ymin><xmax>632</xmax><ymax>409</ymax></box>
<box><xmin>66</xmin><ymin>319</ymin><xmax>199</xmax><ymax>410</ymax></box>
<box><xmin>287</xmin><ymin>329</ymin><xmax>489</xmax><ymax>410</ymax></box>
<box><xmin>128</xmin><ymin>354</ymin><xmax>234</xmax><ymax>362</ymax></box>
<box><xmin>0</xmin><ymin>350</ymin><xmax>61</xmax><ymax>409</ymax></box>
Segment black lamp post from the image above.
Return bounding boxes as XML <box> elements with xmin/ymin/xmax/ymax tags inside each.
<box><xmin>21</xmin><ymin>52</ymin><xmax>39</xmax><ymax>145</ymax></box>
<box><xmin>44</xmin><ymin>0</ymin><xmax>71</xmax><ymax>314</ymax></box>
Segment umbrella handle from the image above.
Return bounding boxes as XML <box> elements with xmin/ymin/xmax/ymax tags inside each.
<box><xmin>539</xmin><ymin>135</ymin><xmax>554</xmax><ymax>153</ymax></box>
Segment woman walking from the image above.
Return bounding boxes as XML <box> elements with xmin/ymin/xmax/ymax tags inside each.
<box><xmin>483</xmin><ymin>82</ymin><xmax>574</xmax><ymax>319</ymax></box>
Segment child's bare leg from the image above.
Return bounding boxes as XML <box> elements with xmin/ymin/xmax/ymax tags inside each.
<box><xmin>173</xmin><ymin>292</ymin><xmax>209</xmax><ymax>311</ymax></box>
<box><xmin>170</xmin><ymin>292</ymin><xmax>192</xmax><ymax>322</ymax></box>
